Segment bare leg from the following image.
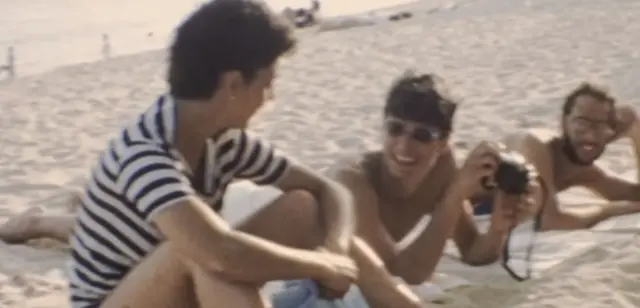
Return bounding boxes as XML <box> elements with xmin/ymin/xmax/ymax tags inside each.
<box><xmin>92</xmin><ymin>189</ymin><xmax>402</xmax><ymax>307</ymax></box>
<box><xmin>0</xmin><ymin>192</ymin><xmax>81</xmax><ymax>243</ymax></box>
<box><xmin>236</xmin><ymin>189</ymin><xmax>324</xmax><ymax>248</ymax></box>
<box><xmin>100</xmin><ymin>242</ymin><xmax>269</xmax><ymax>308</ymax></box>
<box><xmin>98</xmin><ymin>189</ymin><xmax>321</xmax><ymax>308</ymax></box>
<box><xmin>1</xmin><ymin>187</ymin><xmax>322</xmax><ymax>245</ymax></box>
<box><xmin>237</xmin><ymin>189</ymin><xmax>415</xmax><ymax>305</ymax></box>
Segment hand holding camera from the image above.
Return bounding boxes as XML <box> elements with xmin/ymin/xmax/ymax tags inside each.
<box><xmin>459</xmin><ymin>141</ymin><xmax>540</xmax><ymax>231</ymax></box>
<box><xmin>456</xmin><ymin>141</ymin><xmax>503</xmax><ymax>194</ymax></box>
<box><xmin>482</xmin><ymin>150</ymin><xmax>535</xmax><ymax>195</ymax></box>
<box><xmin>458</xmin><ymin>140</ymin><xmax>538</xmax><ymax>200</ymax></box>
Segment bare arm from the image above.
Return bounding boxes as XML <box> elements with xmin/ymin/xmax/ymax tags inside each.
<box><xmin>154</xmin><ymin>198</ymin><xmax>331</xmax><ymax>283</ymax></box>
<box><xmin>119</xmin><ymin>144</ymin><xmax>331</xmax><ymax>284</ymax></box>
<box><xmin>235</xmin><ymin>132</ymin><xmax>354</xmax><ymax>253</ymax></box>
<box><xmin>454</xmin><ymin>172</ymin><xmax>545</xmax><ymax>265</ymax></box>
<box><xmin>333</xmin><ymin>163</ymin><xmax>423</xmax><ymax>307</ymax></box>
<box><xmin>452</xmin><ymin>201</ymin><xmax>508</xmax><ymax>266</ymax></box>
<box><xmin>609</xmin><ymin>106</ymin><xmax>640</xmax><ymax>185</ymax></box>
<box><xmin>581</xmin><ymin>123</ymin><xmax>640</xmax><ymax>202</ymax></box>
<box><xmin>556</xmin><ymin>166</ymin><xmax>640</xmax><ymax>229</ymax></box>
<box><xmin>384</xmin><ymin>153</ymin><xmax>467</xmax><ymax>284</ymax></box>
<box><xmin>505</xmin><ymin>132</ymin><xmax>640</xmax><ymax>231</ymax></box>
<box><xmin>350</xmin><ymin>238</ymin><xmax>422</xmax><ymax>308</ymax></box>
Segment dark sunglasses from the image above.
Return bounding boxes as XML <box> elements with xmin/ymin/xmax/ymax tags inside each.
<box><xmin>385</xmin><ymin>120</ymin><xmax>442</xmax><ymax>143</ymax></box>
<box><xmin>571</xmin><ymin>117</ymin><xmax>615</xmax><ymax>138</ymax></box>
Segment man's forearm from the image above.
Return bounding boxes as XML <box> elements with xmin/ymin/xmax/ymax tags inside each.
<box><xmin>319</xmin><ymin>182</ymin><xmax>356</xmax><ymax>253</ymax></box>
<box><xmin>351</xmin><ymin>238</ymin><xmax>422</xmax><ymax>308</ymax></box>
<box><xmin>543</xmin><ymin>201</ymin><xmax>640</xmax><ymax>230</ymax></box>
<box><xmin>460</xmin><ymin>227</ymin><xmax>508</xmax><ymax>266</ymax></box>
<box><xmin>391</xmin><ymin>186</ymin><xmax>466</xmax><ymax>284</ymax></box>
<box><xmin>215</xmin><ymin>230</ymin><xmax>328</xmax><ymax>283</ymax></box>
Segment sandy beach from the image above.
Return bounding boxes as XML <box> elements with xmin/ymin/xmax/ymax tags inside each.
<box><xmin>1</xmin><ymin>0</ymin><xmax>640</xmax><ymax>307</ymax></box>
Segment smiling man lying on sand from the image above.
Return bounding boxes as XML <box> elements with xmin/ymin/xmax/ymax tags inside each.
<box><xmin>496</xmin><ymin>82</ymin><xmax>640</xmax><ymax>231</ymax></box>
<box><xmin>328</xmin><ymin>72</ymin><xmax>541</xmax><ymax>273</ymax></box>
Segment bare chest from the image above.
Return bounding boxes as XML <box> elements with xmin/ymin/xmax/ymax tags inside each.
<box><xmin>552</xmin><ymin>160</ymin><xmax>593</xmax><ymax>192</ymax></box>
<box><xmin>377</xmin><ymin>187</ymin><xmax>441</xmax><ymax>241</ymax></box>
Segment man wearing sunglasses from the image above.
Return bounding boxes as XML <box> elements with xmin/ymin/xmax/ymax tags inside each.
<box><xmin>499</xmin><ymin>82</ymin><xmax>640</xmax><ymax>232</ymax></box>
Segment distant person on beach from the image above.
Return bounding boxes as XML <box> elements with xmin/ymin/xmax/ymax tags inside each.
<box><xmin>498</xmin><ymin>82</ymin><xmax>640</xmax><ymax>231</ymax></box>
<box><xmin>280</xmin><ymin>0</ymin><xmax>413</xmax><ymax>32</ymax></box>
<box><xmin>101</xmin><ymin>33</ymin><xmax>111</xmax><ymax>58</ymax></box>
<box><xmin>281</xmin><ymin>0</ymin><xmax>321</xmax><ymax>29</ymax></box>
<box><xmin>0</xmin><ymin>46</ymin><xmax>15</xmax><ymax>79</ymax></box>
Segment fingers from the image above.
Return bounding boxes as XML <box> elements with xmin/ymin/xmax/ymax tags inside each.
<box><xmin>477</xmin><ymin>156</ymin><xmax>499</xmax><ymax>180</ymax></box>
<box><xmin>494</xmin><ymin>191</ymin><xmax>538</xmax><ymax>226</ymax></box>
<box><xmin>335</xmin><ymin>255</ymin><xmax>358</xmax><ymax>278</ymax></box>
<box><xmin>524</xmin><ymin>161</ymin><xmax>539</xmax><ymax>178</ymax></box>
<box><xmin>471</xmin><ymin>140</ymin><xmax>504</xmax><ymax>160</ymax></box>
<box><xmin>316</xmin><ymin>253</ymin><xmax>357</xmax><ymax>299</ymax></box>
<box><xmin>611</xmin><ymin>105</ymin><xmax>638</xmax><ymax>135</ymax></box>
<box><xmin>478</xmin><ymin>154</ymin><xmax>498</xmax><ymax>169</ymax></box>
<box><xmin>616</xmin><ymin>105</ymin><xmax>637</xmax><ymax>122</ymax></box>
<box><xmin>466</xmin><ymin>144</ymin><xmax>501</xmax><ymax>177</ymax></box>
<box><xmin>318</xmin><ymin>284</ymin><xmax>349</xmax><ymax>299</ymax></box>
<box><xmin>516</xmin><ymin>195</ymin><xmax>537</xmax><ymax>220</ymax></box>
<box><xmin>477</xmin><ymin>140</ymin><xmax>506</xmax><ymax>151</ymax></box>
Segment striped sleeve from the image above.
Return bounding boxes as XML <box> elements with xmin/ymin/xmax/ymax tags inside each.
<box><xmin>234</xmin><ymin>131</ymin><xmax>290</xmax><ymax>185</ymax></box>
<box><xmin>117</xmin><ymin>143</ymin><xmax>195</xmax><ymax>221</ymax></box>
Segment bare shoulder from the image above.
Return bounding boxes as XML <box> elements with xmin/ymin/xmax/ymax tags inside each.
<box><xmin>504</xmin><ymin>128</ymin><xmax>554</xmax><ymax>149</ymax></box>
<box><xmin>326</xmin><ymin>155</ymin><xmax>365</xmax><ymax>180</ymax></box>
<box><xmin>435</xmin><ymin>147</ymin><xmax>457</xmax><ymax>170</ymax></box>
<box><xmin>326</xmin><ymin>153</ymin><xmax>376</xmax><ymax>192</ymax></box>
<box><xmin>503</xmin><ymin>128</ymin><xmax>556</xmax><ymax>161</ymax></box>
<box><xmin>429</xmin><ymin>147</ymin><xmax>457</xmax><ymax>185</ymax></box>
<box><xmin>503</xmin><ymin>129</ymin><xmax>558</xmax><ymax>198</ymax></box>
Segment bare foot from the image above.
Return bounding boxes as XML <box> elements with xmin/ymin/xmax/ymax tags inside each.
<box><xmin>67</xmin><ymin>190</ymin><xmax>83</xmax><ymax>212</ymax></box>
<box><xmin>0</xmin><ymin>207</ymin><xmax>44</xmax><ymax>244</ymax></box>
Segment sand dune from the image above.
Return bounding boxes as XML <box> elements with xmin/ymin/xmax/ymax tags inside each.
<box><xmin>1</xmin><ymin>0</ymin><xmax>640</xmax><ymax>306</ymax></box>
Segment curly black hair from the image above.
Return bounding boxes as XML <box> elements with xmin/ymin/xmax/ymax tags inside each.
<box><xmin>562</xmin><ymin>82</ymin><xmax>615</xmax><ymax>116</ymax></box>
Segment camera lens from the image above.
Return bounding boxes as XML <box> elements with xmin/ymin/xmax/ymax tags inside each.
<box><xmin>494</xmin><ymin>151</ymin><xmax>531</xmax><ymax>195</ymax></box>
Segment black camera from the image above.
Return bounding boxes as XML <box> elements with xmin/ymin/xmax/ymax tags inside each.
<box><xmin>482</xmin><ymin>151</ymin><xmax>532</xmax><ymax>195</ymax></box>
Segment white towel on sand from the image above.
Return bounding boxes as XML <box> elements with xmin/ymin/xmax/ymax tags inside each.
<box><xmin>222</xmin><ymin>181</ymin><xmax>640</xmax><ymax>305</ymax></box>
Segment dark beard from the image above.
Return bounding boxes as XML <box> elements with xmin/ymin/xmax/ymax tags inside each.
<box><xmin>561</xmin><ymin>134</ymin><xmax>595</xmax><ymax>166</ymax></box>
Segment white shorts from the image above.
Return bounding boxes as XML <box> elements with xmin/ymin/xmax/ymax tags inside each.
<box><xmin>221</xmin><ymin>181</ymin><xmax>283</xmax><ymax>227</ymax></box>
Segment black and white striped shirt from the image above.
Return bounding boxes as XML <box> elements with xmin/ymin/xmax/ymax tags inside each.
<box><xmin>67</xmin><ymin>95</ymin><xmax>289</xmax><ymax>307</ymax></box>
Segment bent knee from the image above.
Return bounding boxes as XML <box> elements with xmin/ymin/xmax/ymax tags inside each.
<box><xmin>279</xmin><ymin>189</ymin><xmax>320</xmax><ymax>222</ymax></box>
<box><xmin>157</xmin><ymin>242</ymin><xmax>235</xmax><ymax>288</ymax></box>
<box><xmin>279</xmin><ymin>190</ymin><xmax>324</xmax><ymax>247</ymax></box>
<box><xmin>150</xmin><ymin>242</ymin><xmax>211</xmax><ymax>281</ymax></box>
<box><xmin>285</xmin><ymin>189</ymin><xmax>318</xmax><ymax>206</ymax></box>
